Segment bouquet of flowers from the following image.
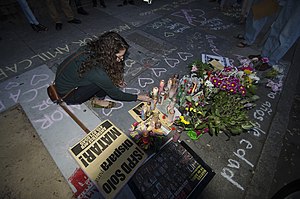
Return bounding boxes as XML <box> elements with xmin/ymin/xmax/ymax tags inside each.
<box><xmin>174</xmin><ymin>60</ymin><xmax>260</xmax><ymax>140</ymax></box>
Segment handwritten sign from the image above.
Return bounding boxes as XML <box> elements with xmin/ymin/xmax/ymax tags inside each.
<box><xmin>69</xmin><ymin>120</ymin><xmax>147</xmax><ymax>199</ymax></box>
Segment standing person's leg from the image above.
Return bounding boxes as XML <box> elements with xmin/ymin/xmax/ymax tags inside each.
<box><xmin>243</xmin><ymin>10</ymin><xmax>268</xmax><ymax>45</ymax></box>
<box><xmin>17</xmin><ymin>0</ymin><xmax>47</xmax><ymax>32</ymax></box>
<box><xmin>46</xmin><ymin>0</ymin><xmax>62</xmax><ymax>23</ymax></box>
<box><xmin>17</xmin><ymin>0</ymin><xmax>39</xmax><ymax>25</ymax></box>
<box><xmin>262</xmin><ymin>1</ymin><xmax>300</xmax><ymax>65</ymax></box>
<box><xmin>59</xmin><ymin>0</ymin><xmax>77</xmax><ymax>21</ymax></box>
<box><xmin>74</xmin><ymin>0</ymin><xmax>89</xmax><ymax>15</ymax></box>
<box><xmin>240</xmin><ymin>0</ymin><xmax>254</xmax><ymax>24</ymax></box>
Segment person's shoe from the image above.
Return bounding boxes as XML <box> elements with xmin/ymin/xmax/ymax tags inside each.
<box><xmin>77</xmin><ymin>7</ymin><xmax>89</xmax><ymax>15</ymax></box>
<box><xmin>31</xmin><ymin>24</ymin><xmax>40</xmax><ymax>32</ymax></box>
<box><xmin>91</xmin><ymin>98</ymin><xmax>116</xmax><ymax>109</ymax></box>
<box><xmin>123</xmin><ymin>0</ymin><xmax>128</xmax><ymax>5</ymax></box>
<box><xmin>36</xmin><ymin>24</ymin><xmax>48</xmax><ymax>31</ymax></box>
<box><xmin>55</xmin><ymin>23</ymin><xmax>62</xmax><ymax>30</ymax></box>
<box><xmin>128</xmin><ymin>0</ymin><xmax>134</xmax><ymax>5</ymax></box>
<box><xmin>68</xmin><ymin>18</ymin><xmax>81</xmax><ymax>24</ymax></box>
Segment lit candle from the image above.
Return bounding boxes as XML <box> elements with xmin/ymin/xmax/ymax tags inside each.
<box><xmin>152</xmin><ymin>87</ymin><xmax>159</xmax><ymax>98</ymax></box>
<box><xmin>167</xmin><ymin>109</ymin><xmax>175</xmax><ymax>123</ymax></box>
<box><xmin>141</xmin><ymin>104</ymin><xmax>147</xmax><ymax>120</ymax></box>
<box><xmin>159</xmin><ymin>80</ymin><xmax>165</xmax><ymax>93</ymax></box>
<box><xmin>167</xmin><ymin>78</ymin><xmax>172</xmax><ymax>90</ymax></box>
<box><xmin>150</xmin><ymin>98</ymin><xmax>157</xmax><ymax>110</ymax></box>
<box><xmin>167</xmin><ymin>98</ymin><xmax>176</xmax><ymax>113</ymax></box>
<box><xmin>159</xmin><ymin>91</ymin><xmax>165</xmax><ymax>105</ymax></box>
<box><xmin>191</xmin><ymin>82</ymin><xmax>197</xmax><ymax>95</ymax></box>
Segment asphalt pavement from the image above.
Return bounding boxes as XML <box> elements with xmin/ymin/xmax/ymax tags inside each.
<box><xmin>0</xmin><ymin>0</ymin><xmax>299</xmax><ymax>198</ymax></box>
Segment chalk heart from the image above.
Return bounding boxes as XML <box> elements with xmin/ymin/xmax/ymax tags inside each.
<box><xmin>164</xmin><ymin>58</ymin><xmax>180</xmax><ymax>68</ymax></box>
<box><xmin>102</xmin><ymin>100</ymin><xmax>123</xmax><ymax>116</ymax></box>
<box><xmin>131</xmin><ymin>21</ymin><xmax>142</xmax><ymax>27</ymax></box>
<box><xmin>165</xmin><ymin>32</ymin><xmax>174</xmax><ymax>37</ymax></box>
<box><xmin>128</xmin><ymin>67</ymin><xmax>142</xmax><ymax>77</ymax></box>
<box><xmin>142</xmin><ymin>57</ymin><xmax>160</xmax><ymax>67</ymax></box>
<box><xmin>151</xmin><ymin>68</ymin><xmax>167</xmax><ymax>77</ymax></box>
<box><xmin>138</xmin><ymin>78</ymin><xmax>154</xmax><ymax>88</ymax></box>
<box><xmin>178</xmin><ymin>52</ymin><xmax>193</xmax><ymax>61</ymax></box>
<box><xmin>5</xmin><ymin>82</ymin><xmax>20</xmax><ymax>90</ymax></box>
<box><xmin>31</xmin><ymin>74</ymin><xmax>49</xmax><ymax>86</ymax></box>
<box><xmin>125</xmin><ymin>59</ymin><xmax>136</xmax><ymax>68</ymax></box>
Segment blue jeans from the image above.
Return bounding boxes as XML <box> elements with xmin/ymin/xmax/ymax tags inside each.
<box><xmin>244</xmin><ymin>0</ymin><xmax>268</xmax><ymax>45</ymax></box>
<box><xmin>261</xmin><ymin>1</ymin><xmax>300</xmax><ymax>65</ymax></box>
<box><xmin>17</xmin><ymin>0</ymin><xmax>39</xmax><ymax>25</ymax></box>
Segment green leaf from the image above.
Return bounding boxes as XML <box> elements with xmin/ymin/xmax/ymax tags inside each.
<box><xmin>230</xmin><ymin>127</ymin><xmax>243</xmax><ymax>135</ymax></box>
<box><xmin>208</xmin><ymin>122</ymin><xmax>214</xmax><ymax>136</ymax></box>
<box><xmin>249</xmin><ymin>95</ymin><xmax>260</xmax><ymax>102</ymax></box>
<box><xmin>242</xmin><ymin>123</ymin><xmax>255</xmax><ymax>130</ymax></box>
<box><xmin>186</xmin><ymin>95</ymin><xmax>193</xmax><ymax>102</ymax></box>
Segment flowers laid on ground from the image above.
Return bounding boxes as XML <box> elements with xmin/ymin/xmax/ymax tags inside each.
<box><xmin>173</xmin><ymin>59</ymin><xmax>260</xmax><ymax>140</ymax></box>
<box><xmin>265</xmin><ymin>65</ymin><xmax>284</xmax><ymax>92</ymax></box>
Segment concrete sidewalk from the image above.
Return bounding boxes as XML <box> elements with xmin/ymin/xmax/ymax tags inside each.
<box><xmin>0</xmin><ymin>0</ymin><xmax>299</xmax><ymax>198</ymax></box>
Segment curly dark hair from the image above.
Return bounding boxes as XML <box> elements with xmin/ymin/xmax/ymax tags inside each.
<box><xmin>78</xmin><ymin>31</ymin><xmax>129</xmax><ymax>86</ymax></box>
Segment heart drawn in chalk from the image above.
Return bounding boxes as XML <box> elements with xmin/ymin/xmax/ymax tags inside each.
<box><xmin>131</xmin><ymin>21</ymin><xmax>142</xmax><ymax>27</ymax></box>
<box><xmin>31</xmin><ymin>74</ymin><xmax>50</xmax><ymax>86</ymax></box>
<box><xmin>127</xmin><ymin>67</ymin><xmax>142</xmax><ymax>77</ymax></box>
<box><xmin>164</xmin><ymin>58</ymin><xmax>180</xmax><ymax>68</ymax></box>
<box><xmin>102</xmin><ymin>100</ymin><xmax>123</xmax><ymax>116</ymax></box>
<box><xmin>5</xmin><ymin>82</ymin><xmax>20</xmax><ymax>90</ymax></box>
<box><xmin>178</xmin><ymin>52</ymin><xmax>194</xmax><ymax>61</ymax></box>
<box><xmin>138</xmin><ymin>78</ymin><xmax>154</xmax><ymax>88</ymax></box>
<box><xmin>125</xmin><ymin>59</ymin><xmax>136</xmax><ymax>68</ymax></box>
<box><xmin>151</xmin><ymin>68</ymin><xmax>167</xmax><ymax>77</ymax></box>
<box><xmin>165</xmin><ymin>32</ymin><xmax>174</xmax><ymax>37</ymax></box>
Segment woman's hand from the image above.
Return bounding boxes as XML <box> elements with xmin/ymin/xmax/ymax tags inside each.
<box><xmin>137</xmin><ymin>94</ymin><xmax>151</xmax><ymax>102</ymax></box>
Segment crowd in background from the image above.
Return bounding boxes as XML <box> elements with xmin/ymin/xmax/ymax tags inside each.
<box><xmin>17</xmin><ymin>0</ymin><xmax>300</xmax><ymax>69</ymax></box>
<box><xmin>211</xmin><ymin>0</ymin><xmax>300</xmax><ymax>70</ymax></box>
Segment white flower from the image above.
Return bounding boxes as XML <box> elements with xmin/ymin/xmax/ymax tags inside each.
<box><xmin>191</xmin><ymin>65</ymin><xmax>198</xmax><ymax>72</ymax></box>
<box><xmin>204</xmin><ymin>80</ymin><xmax>214</xmax><ymax>88</ymax></box>
<box><xmin>249</xmin><ymin>73</ymin><xmax>260</xmax><ymax>83</ymax></box>
<box><xmin>272</xmin><ymin>65</ymin><xmax>284</xmax><ymax>74</ymax></box>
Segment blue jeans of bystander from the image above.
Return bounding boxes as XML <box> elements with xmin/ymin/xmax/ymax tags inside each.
<box><xmin>17</xmin><ymin>0</ymin><xmax>39</xmax><ymax>25</ymax></box>
<box><xmin>261</xmin><ymin>1</ymin><xmax>300</xmax><ymax>65</ymax></box>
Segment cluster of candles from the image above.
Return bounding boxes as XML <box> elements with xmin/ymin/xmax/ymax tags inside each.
<box><xmin>176</xmin><ymin>75</ymin><xmax>204</xmax><ymax>106</ymax></box>
<box><xmin>140</xmin><ymin>74</ymin><xmax>180</xmax><ymax>124</ymax></box>
<box><xmin>132</xmin><ymin>75</ymin><xmax>186</xmax><ymax>147</ymax></box>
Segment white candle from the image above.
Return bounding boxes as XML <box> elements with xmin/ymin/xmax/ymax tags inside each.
<box><xmin>159</xmin><ymin>80</ymin><xmax>165</xmax><ymax>93</ymax></box>
<box><xmin>167</xmin><ymin>78</ymin><xmax>172</xmax><ymax>90</ymax></box>
<box><xmin>167</xmin><ymin>109</ymin><xmax>175</xmax><ymax>123</ymax></box>
<box><xmin>167</xmin><ymin>98</ymin><xmax>176</xmax><ymax>112</ymax></box>
<box><xmin>152</xmin><ymin>87</ymin><xmax>159</xmax><ymax>98</ymax></box>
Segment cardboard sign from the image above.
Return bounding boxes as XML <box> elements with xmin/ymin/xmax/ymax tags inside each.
<box><xmin>201</xmin><ymin>53</ymin><xmax>230</xmax><ymax>67</ymax></box>
<box><xmin>69</xmin><ymin>120</ymin><xmax>147</xmax><ymax>199</ymax></box>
